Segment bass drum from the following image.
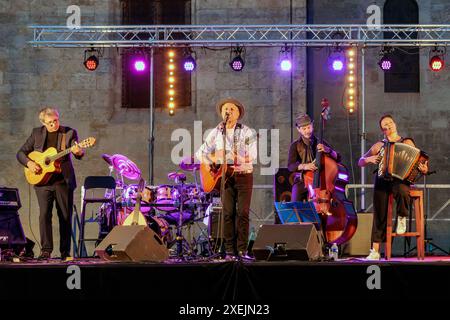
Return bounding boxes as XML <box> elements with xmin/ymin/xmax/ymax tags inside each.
<box><xmin>147</xmin><ymin>215</ymin><xmax>172</xmax><ymax>245</ymax></box>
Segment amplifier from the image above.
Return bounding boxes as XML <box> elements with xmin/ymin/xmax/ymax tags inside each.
<box><xmin>0</xmin><ymin>187</ymin><xmax>21</xmax><ymax>211</ymax></box>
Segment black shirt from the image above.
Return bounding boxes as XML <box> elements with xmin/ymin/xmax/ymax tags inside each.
<box><xmin>44</xmin><ymin>130</ymin><xmax>64</xmax><ymax>185</ymax></box>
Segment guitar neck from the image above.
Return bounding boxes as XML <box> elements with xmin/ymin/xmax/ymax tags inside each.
<box><xmin>48</xmin><ymin>147</ymin><xmax>74</xmax><ymax>163</ymax></box>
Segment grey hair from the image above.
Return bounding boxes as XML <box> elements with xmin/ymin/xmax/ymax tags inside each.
<box><xmin>38</xmin><ymin>107</ymin><xmax>60</xmax><ymax>124</ymax></box>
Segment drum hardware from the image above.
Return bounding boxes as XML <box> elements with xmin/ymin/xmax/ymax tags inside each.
<box><xmin>96</xmin><ymin>153</ymin><xmax>224</xmax><ymax>260</ymax></box>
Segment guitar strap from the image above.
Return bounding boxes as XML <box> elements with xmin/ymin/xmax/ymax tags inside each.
<box><xmin>233</xmin><ymin>123</ymin><xmax>242</xmax><ymax>165</ymax></box>
<box><xmin>61</xmin><ymin>133</ymin><xmax>66</xmax><ymax>151</ymax></box>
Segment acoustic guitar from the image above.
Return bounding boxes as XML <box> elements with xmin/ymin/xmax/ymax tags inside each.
<box><xmin>199</xmin><ymin>132</ymin><xmax>257</xmax><ymax>193</ymax></box>
<box><xmin>24</xmin><ymin>137</ymin><xmax>96</xmax><ymax>185</ymax></box>
<box><xmin>122</xmin><ymin>179</ymin><xmax>147</xmax><ymax>226</ymax></box>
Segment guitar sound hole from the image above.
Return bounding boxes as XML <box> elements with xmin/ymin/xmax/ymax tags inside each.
<box><xmin>44</xmin><ymin>158</ymin><xmax>50</xmax><ymax>165</ymax></box>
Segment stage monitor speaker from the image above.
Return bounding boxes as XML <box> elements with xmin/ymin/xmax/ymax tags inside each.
<box><xmin>253</xmin><ymin>223</ymin><xmax>322</xmax><ymax>261</ymax></box>
<box><xmin>342</xmin><ymin>212</ymin><xmax>373</xmax><ymax>256</ymax></box>
<box><xmin>95</xmin><ymin>225</ymin><xmax>169</xmax><ymax>262</ymax></box>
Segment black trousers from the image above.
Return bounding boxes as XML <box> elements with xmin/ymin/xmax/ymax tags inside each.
<box><xmin>372</xmin><ymin>176</ymin><xmax>410</xmax><ymax>243</ymax></box>
<box><xmin>35</xmin><ymin>182</ymin><xmax>74</xmax><ymax>255</ymax></box>
<box><xmin>291</xmin><ymin>181</ymin><xmax>308</xmax><ymax>202</ymax></box>
<box><xmin>222</xmin><ymin>173</ymin><xmax>253</xmax><ymax>254</ymax></box>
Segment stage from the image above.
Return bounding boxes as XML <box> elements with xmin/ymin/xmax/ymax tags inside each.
<box><xmin>2</xmin><ymin>256</ymin><xmax>450</xmax><ymax>306</ymax></box>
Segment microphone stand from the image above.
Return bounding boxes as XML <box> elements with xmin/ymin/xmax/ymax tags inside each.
<box><xmin>218</xmin><ymin>113</ymin><xmax>230</xmax><ymax>257</ymax></box>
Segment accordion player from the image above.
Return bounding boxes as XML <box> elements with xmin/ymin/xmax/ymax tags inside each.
<box><xmin>377</xmin><ymin>141</ymin><xmax>429</xmax><ymax>184</ymax></box>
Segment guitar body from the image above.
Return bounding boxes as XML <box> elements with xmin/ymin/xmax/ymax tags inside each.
<box><xmin>24</xmin><ymin>137</ymin><xmax>96</xmax><ymax>186</ymax></box>
<box><xmin>24</xmin><ymin>148</ymin><xmax>62</xmax><ymax>185</ymax></box>
<box><xmin>199</xmin><ymin>163</ymin><xmax>234</xmax><ymax>193</ymax></box>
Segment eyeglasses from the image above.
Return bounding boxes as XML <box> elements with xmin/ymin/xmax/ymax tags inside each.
<box><xmin>44</xmin><ymin>119</ymin><xmax>59</xmax><ymax>126</ymax></box>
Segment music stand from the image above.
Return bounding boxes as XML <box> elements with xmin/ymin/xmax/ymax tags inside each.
<box><xmin>274</xmin><ymin>201</ymin><xmax>322</xmax><ymax>230</ymax></box>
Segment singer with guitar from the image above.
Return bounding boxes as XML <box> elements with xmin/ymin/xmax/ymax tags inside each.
<box><xmin>195</xmin><ymin>98</ymin><xmax>257</xmax><ymax>260</ymax></box>
<box><xmin>358</xmin><ymin>114</ymin><xmax>429</xmax><ymax>260</ymax></box>
<box><xmin>17</xmin><ymin>107</ymin><xmax>87</xmax><ymax>261</ymax></box>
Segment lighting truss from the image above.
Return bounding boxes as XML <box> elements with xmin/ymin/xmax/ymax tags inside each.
<box><xmin>29</xmin><ymin>24</ymin><xmax>450</xmax><ymax>48</ymax></box>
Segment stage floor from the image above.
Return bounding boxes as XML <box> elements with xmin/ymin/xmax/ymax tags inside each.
<box><xmin>2</xmin><ymin>255</ymin><xmax>450</xmax><ymax>305</ymax></box>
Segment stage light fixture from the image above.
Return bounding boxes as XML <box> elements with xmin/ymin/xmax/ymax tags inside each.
<box><xmin>183</xmin><ymin>55</ymin><xmax>196</xmax><ymax>72</ymax></box>
<box><xmin>328</xmin><ymin>48</ymin><xmax>345</xmax><ymax>72</ymax></box>
<box><xmin>429</xmin><ymin>47</ymin><xmax>445</xmax><ymax>72</ymax></box>
<box><xmin>280</xmin><ymin>59</ymin><xmax>292</xmax><ymax>71</ymax></box>
<box><xmin>377</xmin><ymin>48</ymin><xmax>394</xmax><ymax>72</ymax></box>
<box><xmin>229</xmin><ymin>47</ymin><xmax>245</xmax><ymax>71</ymax></box>
<box><xmin>378</xmin><ymin>55</ymin><xmax>392</xmax><ymax>71</ymax></box>
<box><xmin>430</xmin><ymin>56</ymin><xmax>444</xmax><ymax>71</ymax></box>
<box><xmin>278</xmin><ymin>46</ymin><xmax>292</xmax><ymax>71</ymax></box>
<box><xmin>134</xmin><ymin>60</ymin><xmax>146</xmax><ymax>72</ymax></box>
<box><xmin>83</xmin><ymin>48</ymin><xmax>100</xmax><ymax>71</ymax></box>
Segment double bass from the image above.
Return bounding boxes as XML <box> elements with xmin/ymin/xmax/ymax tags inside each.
<box><xmin>303</xmin><ymin>98</ymin><xmax>358</xmax><ymax>245</ymax></box>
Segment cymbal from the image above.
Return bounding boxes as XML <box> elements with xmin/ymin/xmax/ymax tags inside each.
<box><xmin>102</xmin><ymin>153</ymin><xmax>112</xmax><ymax>165</ymax></box>
<box><xmin>179</xmin><ymin>156</ymin><xmax>200</xmax><ymax>172</ymax></box>
<box><xmin>168</xmin><ymin>172</ymin><xmax>186</xmax><ymax>181</ymax></box>
<box><xmin>109</xmin><ymin>154</ymin><xmax>141</xmax><ymax>180</ymax></box>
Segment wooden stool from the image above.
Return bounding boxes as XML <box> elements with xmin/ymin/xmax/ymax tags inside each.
<box><xmin>385</xmin><ymin>188</ymin><xmax>425</xmax><ymax>260</ymax></box>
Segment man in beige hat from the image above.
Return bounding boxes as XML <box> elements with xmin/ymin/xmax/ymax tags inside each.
<box><xmin>287</xmin><ymin>113</ymin><xmax>341</xmax><ymax>202</ymax></box>
<box><xmin>195</xmin><ymin>98</ymin><xmax>257</xmax><ymax>260</ymax></box>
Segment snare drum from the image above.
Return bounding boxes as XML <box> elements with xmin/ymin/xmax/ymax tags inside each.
<box><xmin>155</xmin><ymin>185</ymin><xmax>179</xmax><ymax>211</ymax></box>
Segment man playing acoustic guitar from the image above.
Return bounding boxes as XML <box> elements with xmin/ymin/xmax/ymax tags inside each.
<box><xmin>17</xmin><ymin>107</ymin><xmax>85</xmax><ymax>261</ymax></box>
<box><xmin>195</xmin><ymin>98</ymin><xmax>257</xmax><ymax>260</ymax></box>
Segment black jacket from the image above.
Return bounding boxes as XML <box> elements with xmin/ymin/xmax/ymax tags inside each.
<box><xmin>287</xmin><ymin>135</ymin><xmax>341</xmax><ymax>173</ymax></box>
<box><xmin>17</xmin><ymin>126</ymin><xmax>83</xmax><ymax>190</ymax></box>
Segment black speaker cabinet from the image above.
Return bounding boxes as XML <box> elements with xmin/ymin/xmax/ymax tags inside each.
<box><xmin>253</xmin><ymin>223</ymin><xmax>322</xmax><ymax>261</ymax></box>
<box><xmin>273</xmin><ymin>168</ymin><xmax>296</xmax><ymax>203</ymax></box>
<box><xmin>95</xmin><ymin>225</ymin><xmax>169</xmax><ymax>262</ymax></box>
<box><xmin>0</xmin><ymin>211</ymin><xmax>26</xmax><ymax>246</ymax></box>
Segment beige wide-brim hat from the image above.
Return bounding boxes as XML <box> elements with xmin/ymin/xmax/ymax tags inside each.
<box><xmin>216</xmin><ymin>98</ymin><xmax>245</xmax><ymax>120</ymax></box>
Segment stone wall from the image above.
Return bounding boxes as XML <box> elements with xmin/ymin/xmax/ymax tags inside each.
<box><xmin>309</xmin><ymin>0</ymin><xmax>450</xmax><ymax>252</ymax></box>
<box><xmin>0</xmin><ymin>0</ymin><xmax>306</xmax><ymax>256</ymax></box>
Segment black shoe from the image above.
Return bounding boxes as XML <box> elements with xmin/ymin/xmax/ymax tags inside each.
<box><xmin>238</xmin><ymin>251</ymin><xmax>255</xmax><ymax>261</ymax></box>
<box><xmin>37</xmin><ymin>251</ymin><xmax>51</xmax><ymax>261</ymax></box>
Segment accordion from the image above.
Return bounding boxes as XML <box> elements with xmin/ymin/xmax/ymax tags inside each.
<box><xmin>378</xmin><ymin>142</ymin><xmax>429</xmax><ymax>183</ymax></box>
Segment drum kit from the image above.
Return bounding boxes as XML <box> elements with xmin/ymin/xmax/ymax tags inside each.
<box><xmin>99</xmin><ymin>153</ymin><xmax>216</xmax><ymax>258</ymax></box>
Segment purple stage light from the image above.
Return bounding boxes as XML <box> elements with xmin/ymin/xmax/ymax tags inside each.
<box><xmin>184</xmin><ymin>61</ymin><xmax>195</xmax><ymax>71</ymax></box>
<box><xmin>134</xmin><ymin>60</ymin><xmax>146</xmax><ymax>72</ymax></box>
<box><xmin>378</xmin><ymin>55</ymin><xmax>392</xmax><ymax>71</ymax></box>
<box><xmin>230</xmin><ymin>56</ymin><xmax>244</xmax><ymax>71</ymax></box>
<box><xmin>183</xmin><ymin>55</ymin><xmax>196</xmax><ymax>72</ymax></box>
<box><xmin>332</xmin><ymin>59</ymin><xmax>344</xmax><ymax>71</ymax></box>
<box><xmin>280</xmin><ymin>59</ymin><xmax>292</xmax><ymax>71</ymax></box>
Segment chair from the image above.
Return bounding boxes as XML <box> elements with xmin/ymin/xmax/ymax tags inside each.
<box><xmin>78</xmin><ymin>176</ymin><xmax>116</xmax><ymax>258</ymax></box>
<box><xmin>385</xmin><ymin>188</ymin><xmax>425</xmax><ymax>260</ymax></box>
